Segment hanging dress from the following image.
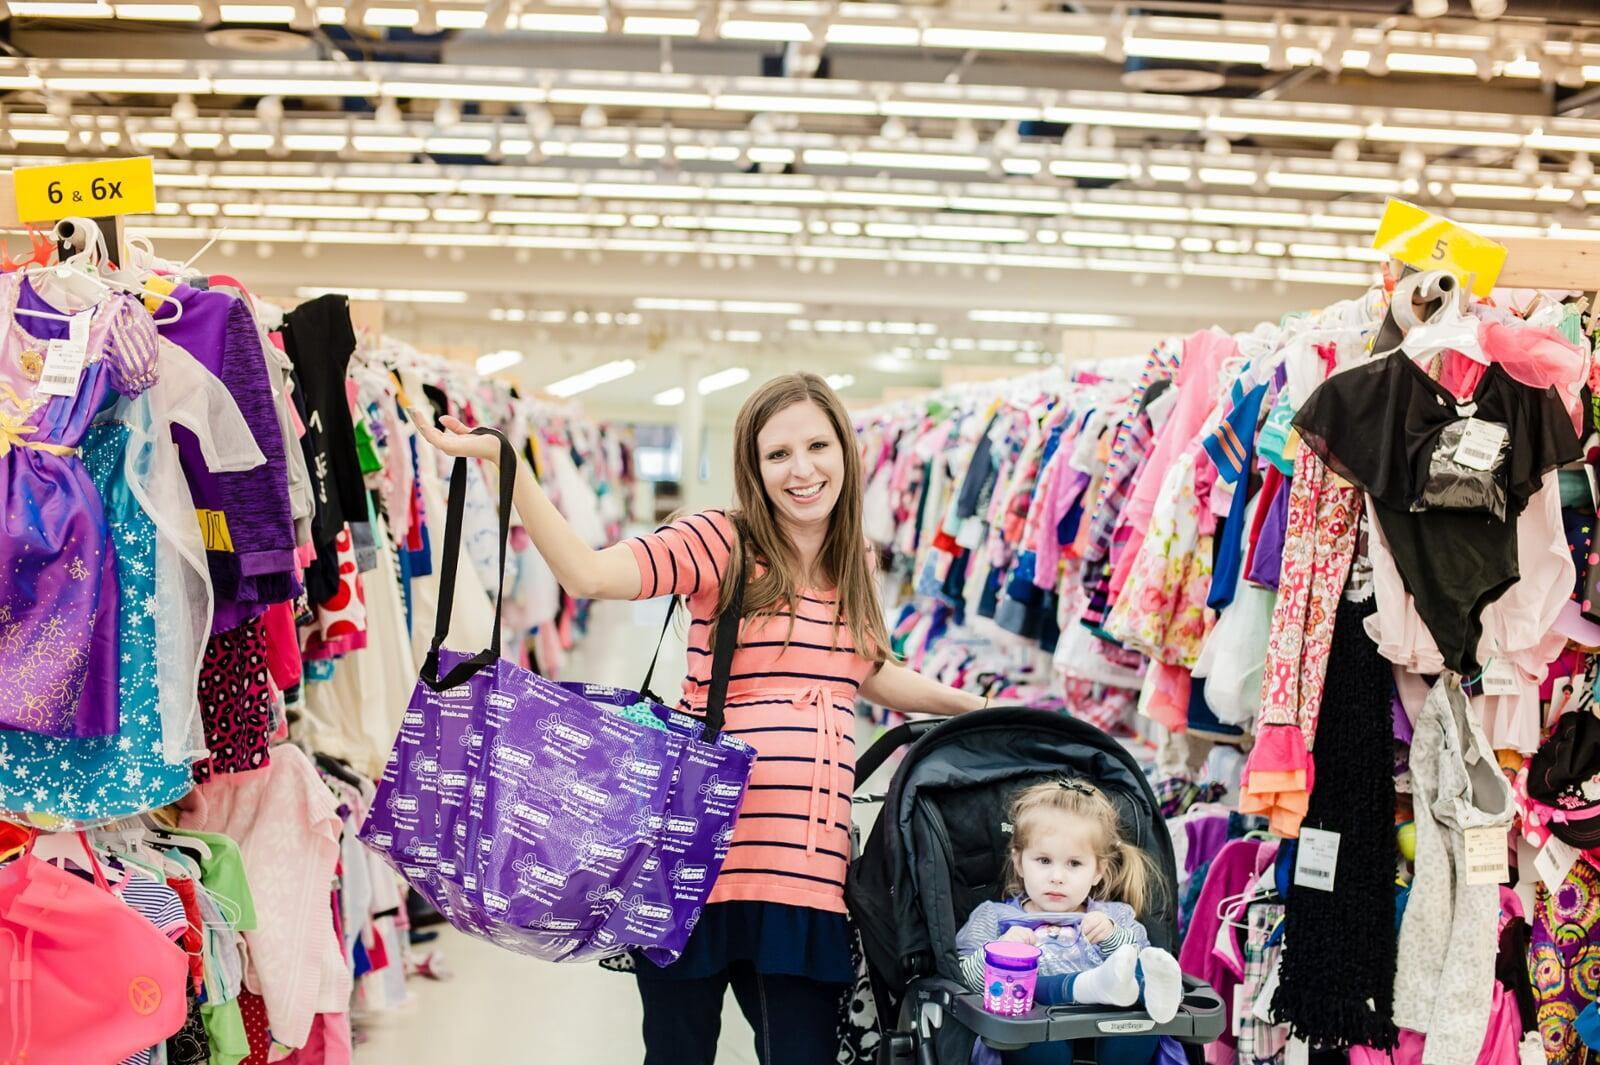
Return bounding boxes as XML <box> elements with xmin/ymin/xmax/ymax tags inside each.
<box><xmin>0</xmin><ymin>420</ymin><xmax>192</xmax><ymax>827</ymax></box>
<box><xmin>0</xmin><ymin>275</ymin><xmax>158</xmax><ymax>736</ymax></box>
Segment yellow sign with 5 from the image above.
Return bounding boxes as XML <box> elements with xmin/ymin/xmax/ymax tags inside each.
<box><xmin>10</xmin><ymin>156</ymin><xmax>156</xmax><ymax>223</ymax></box>
<box><xmin>1371</xmin><ymin>198</ymin><xmax>1506</xmax><ymax>297</ymax></box>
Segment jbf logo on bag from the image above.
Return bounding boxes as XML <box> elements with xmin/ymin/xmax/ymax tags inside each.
<box><xmin>566</xmin><ymin>780</ymin><xmax>611</xmax><ymax>808</ymax></box>
<box><xmin>487</xmin><ymin>691</ymin><xmax>516</xmax><ymax>711</ymax></box>
<box><xmin>670</xmin><ymin>862</ymin><xmax>708</xmax><ymax>884</ymax></box>
<box><xmin>538</xmin><ymin>914</ymin><xmax>583</xmax><ymax>933</ymax></box>
<box><xmin>387</xmin><ymin>793</ymin><xmax>420</xmax><ymax>815</ymax></box>
<box><xmin>440</xmin><ymin>771</ymin><xmax>468</xmax><ymax>790</ymax></box>
<box><xmin>537</xmin><ymin>714</ymin><xmax>595</xmax><ymax>751</ymax></box>
<box><xmin>490</xmin><ymin>738</ymin><xmax>534</xmax><ymax>769</ymax></box>
<box><xmin>614</xmin><ymin>756</ymin><xmax>664</xmax><ymax>781</ymax></box>
<box><xmin>665</xmin><ymin>815</ymin><xmax>698</xmax><ymax>835</ymax></box>
<box><xmin>698</xmin><ymin>775</ymin><xmax>743</xmax><ymax>802</ymax></box>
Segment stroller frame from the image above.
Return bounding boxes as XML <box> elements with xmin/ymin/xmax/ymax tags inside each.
<box><xmin>847</xmin><ymin>709</ymin><xmax>1227</xmax><ymax>1064</ymax></box>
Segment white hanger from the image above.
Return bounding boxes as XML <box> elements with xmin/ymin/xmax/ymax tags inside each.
<box><xmin>20</xmin><ymin>218</ymin><xmax>187</xmax><ymax>326</ymax></box>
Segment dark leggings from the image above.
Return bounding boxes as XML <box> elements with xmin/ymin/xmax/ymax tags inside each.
<box><xmin>637</xmin><ymin>965</ymin><xmax>843</xmax><ymax>1065</ymax></box>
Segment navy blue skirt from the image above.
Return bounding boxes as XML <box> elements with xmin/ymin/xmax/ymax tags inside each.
<box><xmin>636</xmin><ymin>901</ymin><xmax>854</xmax><ymax>986</ymax></box>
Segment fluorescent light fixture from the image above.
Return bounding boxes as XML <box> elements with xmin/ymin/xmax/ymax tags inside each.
<box><xmin>423</xmin><ymin>136</ymin><xmax>493</xmax><ymax>154</ymax></box>
<box><xmin>9</xmin><ymin>1</ymin><xmax>112</xmax><ymax>13</ymax></box>
<box><xmin>488</xmin><ymin>210</ymin><xmax>628</xmax><ymax>226</ymax></box>
<box><xmin>1384</xmin><ymin>52</ymin><xmax>1477</xmax><ymax>76</ymax></box>
<box><xmin>698</xmin><ymin>367</ymin><xmax>751</xmax><ymax>395</ymax></box>
<box><xmin>637</xmin><ymin>297</ymin><xmax>719</xmax><ymax>311</ymax></box>
<box><xmin>432</xmin><ymin>207</ymin><xmax>484</xmax><ymax>223</ymax></box>
<box><xmin>1526</xmin><ymin>132</ymin><xmax>1600</xmax><ymax>152</ymax></box>
<box><xmin>363</xmin><ymin>7</ymin><xmax>419</xmax><ymax>26</ymax></box>
<box><xmin>1072</xmin><ymin>202</ymin><xmax>1188</xmax><ymax>222</ymax></box>
<box><xmin>1057</xmin><ymin>312</ymin><xmax>1133</xmax><ymax>327</ymax></box>
<box><xmin>1126</xmin><ymin>36</ymin><xmax>1269</xmax><ymax>63</ymax></box>
<box><xmin>436</xmin><ymin>8</ymin><xmax>486</xmax><ymax>28</ymax></box>
<box><xmin>971</xmin><ymin>310</ymin><xmax>1051</xmax><ymax>324</ymax></box>
<box><xmin>48</xmin><ymin>76</ymin><xmax>209</xmax><ymax>92</ymax></box>
<box><xmin>722</xmin><ymin>19</ymin><xmax>811</xmax><ymax>41</ymax></box>
<box><xmin>352</xmin><ymin>135</ymin><xmax>425</xmax><ymax>152</ymax></box>
<box><xmin>218</xmin><ymin>3</ymin><xmax>295</xmax><ymax>20</ymax></box>
<box><xmin>283</xmin><ymin>134</ymin><xmax>348</xmax><ymax>151</ymax></box>
<box><xmin>714</xmin><ymin>94</ymin><xmax>877</xmax><ymax>116</ymax></box>
<box><xmin>476</xmin><ymin>350</ymin><xmax>525</xmax><ymax>376</ymax></box>
<box><xmin>721</xmin><ymin>300</ymin><xmax>804</xmax><ymax>315</ymax></box>
<box><xmin>547</xmin><ymin>88</ymin><xmax>713</xmax><ymax>109</ymax></box>
<box><xmin>1206</xmin><ymin>116</ymin><xmax>1365</xmax><ymax>140</ymax></box>
<box><xmin>665</xmin><ymin>215</ymin><xmax>803</xmax><ymax>235</ymax></box>
<box><xmin>211</xmin><ymin>77</ymin><xmax>379</xmax><ymax>95</ymax></box>
<box><xmin>1267</xmin><ymin>172</ymin><xmax>1402</xmax><ymax>194</ymax></box>
<box><xmin>296</xmin><ymin>287</ymin><xmax>468</xmax><ymax>304</ymax></box>
<box><xmin>623</xmin><ymin>15</ymin><xmax>699</xmax><ymax>35</ymax></box>
<box><xmin>920</xmin><ymin>224</ymin><xmax>1029</xmax><ymax>242</ymax></box>
<box><xmin>879</xmin><ymin>100</ymin><xmax>1040</xmax><ymax>121</ymax></box>
<box><xmin>1050</xmin><ymin>160</ymin><xmax>1134</xmax><ymax>180</ymax></box>
<box><xmin>1449</xmin><ymin>183</ymin><xmax>1536</xmax><ymax>200</ymax></box>
<box><xmin>1044</xmin><ymin>106</ymin><xmax>1204</xmax><ymax>132</ymax></box>
<box><xmin>653</xmin><ymin>387</ymin><xmax>686</xmax><ymax>407</ymax></box>
<box><xmin>227</xmin><ymin>133</ymin><xmax>276</xmax><ymax>150</ymax></box>
<box><xmin>113</xmin><ymin>3</ymin><xmax>202</xmax><ymax>17</ymax></box>
<box><xmin>545</xmin><ymin>359</ymin><xmax>638</xmax><ymax>398</ymax></box>
<box><xmin>868</xmin><ymin>354</ymin><xmax>911</xmax><ymax>374</ymax></box>
<box><xmin>712</xmin><ymin>329</ymin><xmax>764</xmax><ymax>343</ymax></box>
<box><xmin>518</xmin><ymin>12</ymin><xmax>607</xmax><ymax>32</ymax></box>
<box><xmin>825</xmin><ymin>373</ymin><xmax>856</xmax><ymax>389</ymax></box>
<box><xmin>315</xmin><ymin>5</ymin><xmax>344</xmax><ymax>22</ymax></box>
<box><xmin>921</xmin><ymin>27</ymin><xmax>1102</xmax><ymax>53</ymax></box>
<box><xmin>1366</xmin><ymin>124</ymin><xmax>1523</xmax><ymax>147</ymax></box>
<box><xmin>826</xmin><ymin>23</ymin><xmax>919</xmax><ymax>46</ymax></box>
<box><xmin>12</xmin><ymin>129</ymin><xmax>69</xmax><ymax>143</ymax></box>
<box><xmin>379</xmin><ymin>80</ymin><xmax>542</xmax><ymax>103</ymax></box>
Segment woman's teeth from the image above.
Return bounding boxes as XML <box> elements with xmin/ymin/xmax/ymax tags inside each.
<box><xmin>788</xmin><ymin>484</ymin><xmax>824</xmax><ymax>500</ymax></box>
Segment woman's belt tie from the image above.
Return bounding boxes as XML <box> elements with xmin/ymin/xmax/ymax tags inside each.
<box><xmin>797</xmin><ymin>684</ymin><xmax>846</xmax><ymax>857</ymax></box>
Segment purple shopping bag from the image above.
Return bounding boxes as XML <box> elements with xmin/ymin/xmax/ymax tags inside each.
<box><xmin>559</xmin><ymin>683</ymin><xmax>755</xmax><ymax>964</ymax></box>
<box><xmin>360</xmin><ymin>427</ymin><xmax>755</xmax><ymax>963</ymax></box>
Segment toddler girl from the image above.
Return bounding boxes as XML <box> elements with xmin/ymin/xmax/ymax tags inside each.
<box><xmin>956</xmin><ymin>779</ymin><xmax>1184</xmax><ymax>1024</ymax></box>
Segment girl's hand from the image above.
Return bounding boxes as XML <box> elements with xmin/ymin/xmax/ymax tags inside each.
<box><xmin>1080</xmin><ymin>912</ymin><xmax>1115</xmax><ymax>944</ymax></box>
<box><xmin>408</xmin><ymin>410</ymin><xmax>502</xmax><ymax>464</ymax></box>
<box><xmin>1000</xmin><ymin>926</ymin><xmax>1036</xmax><ymax>946</ymax></box>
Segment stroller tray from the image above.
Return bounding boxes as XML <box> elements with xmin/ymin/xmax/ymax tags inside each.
<box><xmin>950</xmin><ymin>980</ymin><xmax>1228</xmax><ymax>1051</ymax></box>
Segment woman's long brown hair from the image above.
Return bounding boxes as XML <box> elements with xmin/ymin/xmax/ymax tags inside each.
<box><xmin>714</xmin><ymin>373</ymin><xmax>893</xmax><ymax>663</ymax></box>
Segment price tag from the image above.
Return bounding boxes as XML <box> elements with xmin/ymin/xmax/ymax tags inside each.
<box><xmin>1232</xmin><ymin>986</ymin><xmax>1247</xmax><ymax>1037</ymax></box>
<box><xmin>1534</xmin><ymin>836</ymin><xmax>1581</xmax><ymax>893</ymax></box>
<box><xmin>1286</xmin><ymin>1038</ymin><xmax>1310</xmax><ymax>1065</ymax></box>
<box><xmin>1454</xmin><ymin>418</ymin><xmax>1508</xmax><ymax>472</ymax></box>
<box><xmin>1463</xmin><ymin>826</ymin><xmax>1509</xmax><ymax>884</ymax></box>
<box><xmin>36</xmin><ymin>310</ymin><xmax>91</xmax><ymax>398</ymax></box>
<box><xmin>1372</xmin><ymin>198</ymin><xmax>1507</xmax><ymax>298</ymax></box>
<box><xmin>1481</xmin><ymin>657</ymin><xmax>1521</xmax><ymax>697</ymax></box>
<box><xmin>11</xmin><ymin>156</ymin><xmax>156</xmax><ymax>223</ymax></box>
<box><xmin>1293</xmin><ymin>827</ymin><xmax>1340</xmax><ymax>892</ymax></box>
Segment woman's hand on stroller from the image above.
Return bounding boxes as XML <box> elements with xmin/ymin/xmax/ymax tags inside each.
<box><xmin>1000</xmin><ymin>926</ymin><xmax>1037</xmax><ymax>946</ymax></box>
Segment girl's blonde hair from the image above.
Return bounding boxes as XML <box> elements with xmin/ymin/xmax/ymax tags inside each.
<box><xmin>1004</xmin><ymin>779</ymin><xmax>1164</xmax><ymax>916</ymax></box>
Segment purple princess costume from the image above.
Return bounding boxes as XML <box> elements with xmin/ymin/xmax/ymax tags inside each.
<box><xmin>0</xmin><ymin>274</ymin><xmax>158</xmax><ymax>736</ymax></box>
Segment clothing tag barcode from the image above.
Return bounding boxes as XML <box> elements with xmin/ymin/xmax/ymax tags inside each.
<box><xmin>1293</xmin><ymin>827</ymin><xmax>1340</xmax><ymax>892</ymax></box>
<box><xmin>1462</xmin><ymin>825</ymin><xmax>1509</xmax><ymax>885</ymax></box>
<box><xmin>37</xmin><ymin>337</ymin><xmax>87</xmax><ymax>397</ymax></box>
<box><xmin>1453</xmin><ymin>418</ymin><xmax>1508</xmax><ymax>472</ymax></box>
<box><xmin>1481</xmin><ymin>658</ymin><xmax>1521</xmax><ymax>697</ymax></box>
<box><xmin>1534</xmin><ymin>836</ymin><xmax>1581</xmax><ymax>893</ymax></box>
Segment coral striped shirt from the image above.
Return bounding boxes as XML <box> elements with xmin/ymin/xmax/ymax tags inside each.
<box><xmin>626</xmin><ymin>509</ymin><xmax>873</xmax><ymax>914</ymax></box>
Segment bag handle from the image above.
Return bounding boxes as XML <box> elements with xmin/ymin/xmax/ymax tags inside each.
<box><xmin>638</xmin><ymin>532</ymin><xmax>747</xmax><ymax>742</ymax></box>
<box><xmin>421</xmin><ymin>426</ymin><xmax>517</xmax><ymax>692</ymax></box>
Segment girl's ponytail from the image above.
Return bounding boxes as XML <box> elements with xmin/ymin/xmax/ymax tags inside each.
<box><xmin>1098</xmin><ymin>839</ymin><xmax>1165</xmax><ymax>917</ymax></box>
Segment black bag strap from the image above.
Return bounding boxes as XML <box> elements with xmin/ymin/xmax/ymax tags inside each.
<box><xmin>421</xmin><ymin>426</ymin><xmax>516</xmax><ymax>691</ymax></box>
<box><xmin>638</xmin><ymin>531</ymin><xmax>747</xmax><ymax>742</ymax></box>
<box><xmin>639</xmin><ymin>596</ymin><xmax>681</xmax><ymax>705</ymax></box>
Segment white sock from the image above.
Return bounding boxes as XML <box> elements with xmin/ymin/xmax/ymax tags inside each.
<box><xmin>1069</xmin><ymin>943</ymin><xmax>1140</xmax><ymax>1008</ymax></box>
<box><xmin>1137</xmin><ymin>947</ymin><xmax>1183</xmax><ymax>1024</ymax></box>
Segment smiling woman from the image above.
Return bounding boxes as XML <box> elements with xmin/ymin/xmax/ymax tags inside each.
<box><xmin>410</xmin><ymin>369</ymin><xmax>986</xmax><ymax>1065</ymax></box>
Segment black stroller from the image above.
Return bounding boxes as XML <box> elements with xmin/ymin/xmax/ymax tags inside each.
<box><xmin>847</xmin><ymin>708</ymin><xmax>1227</xmax><ymax>1064</ymax></box>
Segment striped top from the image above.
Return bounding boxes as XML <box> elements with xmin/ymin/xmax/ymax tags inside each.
<box><xmin>627</xmin><ymin>509</ymin><xmax>875</xmax><ymax>914</ymax></box>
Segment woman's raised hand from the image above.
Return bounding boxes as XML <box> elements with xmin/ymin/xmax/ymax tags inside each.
<box><xmin>408</xmin><ymin>410</ymin><xmax>504</xmax><ymax>464</ymax></box>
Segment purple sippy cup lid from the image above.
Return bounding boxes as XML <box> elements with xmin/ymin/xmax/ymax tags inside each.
<box><xmin>984</xmin><ymin>941</ymin><xmax>1042</xmax><ymax>971</ymax></box>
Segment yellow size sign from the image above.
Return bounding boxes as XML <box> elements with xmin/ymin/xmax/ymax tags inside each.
<box><xmin>10</xmin><ymin>156</ymin><xmax>156</xmax><ymax>223</ymax></box>
<box><xmin>1371</xmin><ymin>198</ymin><xmax>1506</xmax><ymax>297</ymax></box>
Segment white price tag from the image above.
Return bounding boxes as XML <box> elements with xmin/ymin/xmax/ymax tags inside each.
<box><xmin>1294</xmin><ymin>827</ymin><xmax>1340</xmax><ymax>892</ymax></box>
<box><xmin>1534</xmin><ymin>836</ymin><xmax>1581</xmax><ymax>893</ymax></box>
<box><xmin>1286</xmin><ymin>1038</ymin><xmax>1310</xmax><ymax>1065</ymax></box>
<box><xmin>1463</xmin><ymin>825</ymin><xmax>1509</xmax><ymax>884</ymax></box>
<box><xmin>1454</xmin><ymin>418</ymin><xmax>1508</xmax><ymax>472</ymax></box>
<box><xmin>1232</xmin><ymin>986</ymin><xmax>1247</xmax><ymax>1037</ymax></box>
<box><xmin>1481</xmin><ymin>658</ymin><xmax>1521</xmax><ymax>698</ymax></box>
<box><xmin>36</xmin><ymin>310</ymin><xmax>91</xmax><ymax>398</ymax></box>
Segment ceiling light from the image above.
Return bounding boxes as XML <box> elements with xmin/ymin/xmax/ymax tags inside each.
<box><xmin>1385</xmin><ymin>52</ymin><xmax>1476</xmax><ymax>76</ymax></box>
<box><xmin>296</xmin><ymin>287</ymin><xmax>468</xmax><ymax>303</ymax></box>
<box><xmin>623</xmin><ymin>15</ymin><xmax>699</xmax><ymax>35</ymax></box>
<box><xmin>1413</xmin><ymin>0</ymin><xmax>1449</xmax><ymax>17</ymax></box>
<box><xmin>971</xmin><ymin>309</ymin><xmax>1050</xmax><ymax>324</ymax></box>
<box><xmin>1569</xmin><ymin>154</ymin><xmax>1595</xmax><ymax>183</ymax></box>
<box><xmin>714</xmin><ymin>93</ymin><xmax>877</xmax><ymax>116</ymax></box>
<box><xmin>1366</xmin><ymin>124</ymin><xmax>1522</xmax><ymax>148</ymax></box>
<box><xmin>47</xmin><ymin>75</ymin><xmax>209</xmax><ymax>93</ymax></box>
<box><xmin>721</xmin><ymin>300</ymin><xmax>805</xmax><ymax>315</ymax></box>
<box><xmin>1043</xmin><ymin>106</ymin><xmax>1203</xmax><ymax>132</ymax></box>
<box><xmin>825</xmin><ymin>373</ymin><xmax>855</xmax><ymax>390</ymax></box>
<box><xmin>9</xmin><ymin>0</ymin><xmax>112</xmax><ymax>12</ymax></box>
<box><xmin>1471</xmin><ymin>0</ymin><xmax>1507</xmax><ymax>17</ymax></box>
<box><xmin>379</xmin><ymin>80</ymin><xmax>542</xmax><ymax>103</ymax></box>
<box><xmin>919</xmin><ymin>28</ymin><xmax>1102</xmax><ymax>53</ymax></box>
<box><xmin>365</xmin><ymin>6</ymin><xmax>419</xmax><ymax>27</ymax></box>
<box><xmin>114</xmin><ymin>3</ymin><xmax>201</xmax><ymax>17</ymax></box>
<box><xmin>519</xmin><ymin>12</ymin><xmax>606</xmax><ymax>32</ymax></box>
<box><xmin>653</xmin><ymin>387</ymin><xmax>686</xmax><ymax>407</ymax></box>
<box><xmin>1514</xmin><ymin>148</ymin><xmax>1540</xmax><ymax>176</ymax></box>
<box><xmin>1267</xmin><ymin>172</ymin><xmax>1402</xmax><ymax>194</ymax></box>
<box><xmin>722</xmin><ymin>19</ymin><xmax>810</xmax><ymax>41</ymax></box>
<box><xmin>218</xmin><ymin>3</ymin><xmax>295</xmax><ymax>20</ymax></box>
<box><xmin>698</xmin><ymin>367</ymin><xmax>751</xmax><ymax>395</ymax></box>
<box><xmin>476</xmin><ymin>350</ymin><xmax>525</xmax><ymax>375</ymax></box>
<box><xmin>1125</xmin><ymin>37</ymin><xmax>1269</xmax><ymax>64</ymax></box>
<box><xmin>214</xmin><ymin>77</ymin><xmax>378</xmax><ymax>95</ymax></box>
<box><xmin>580</xmin><ymin>105</ymin><xmax>607</xmax><ymax>131</ymax></box>
<box><xmin>435</xmin><ymin>8</ymin><xmax>485</xmax><ymax>28</ymax></box>
<box><xmin>1399</xmin><ymin>144</ymin><xmax>1427</xmax><ymax>175</ymax></box>
<box><xmin>545</xmin><ymin>359</ymin><xmax>638</xmax><ymax>398</ymax></box>
<box><xmin>826</xmin><ymin>23</ymin><xmax>918</xmax><ymax>46</ymax></box>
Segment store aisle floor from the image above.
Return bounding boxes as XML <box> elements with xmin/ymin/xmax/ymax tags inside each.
<box><xmin>354</xmin><ymin>596</ymin><xmax>761</xmax><ymax>1064</ymax></box>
